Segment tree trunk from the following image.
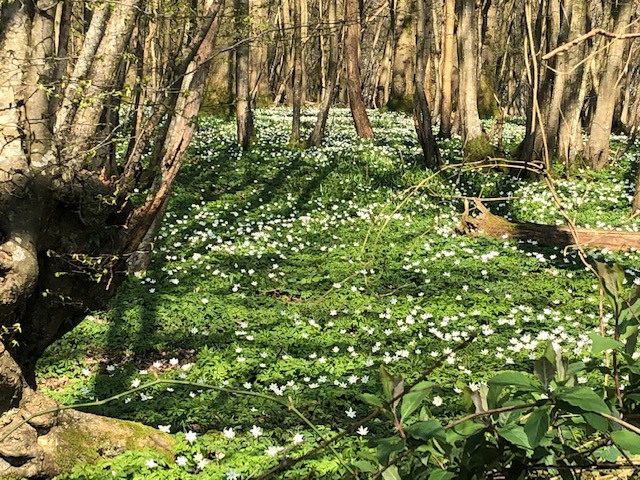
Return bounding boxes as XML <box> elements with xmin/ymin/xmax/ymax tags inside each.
<box><xmin>457</xmin><ymin>0</ymin><xmax>483</xmax><ymax>145</ymax></box>
<box><xmin>235</xmin><ymin>0</ymin><xmax>254</xmax><ymax>150</ymax></box>
<box><xmin>345</xmin><ymin>0</ymin><xmax>374</xmax><ymax>138</ymax></box>
<box><xmin>290</xmin><ymin>0</ymin><xmax>303</xmax><ymax>143</ymax></box>
<box><xmin>389</xmin><ymin>0</ymin><xmax>415</xmax><ymax>105</ymax></box>
<box><xmin>556</xmin><ymin>0</ymin><xmax>589</xmax><ymax>167</ymax></box>
<box><xmin>587</xmin><ymin>0</ymin><xmax>635</xmax><ymax>171</ymax></box>
<box><xmin>413</xmin><ymin>0</ymin><xmax>441</xmax><ymax>169</ymax></box>
<box><xmin>308</xmin><ymin>0</ymin><xmax>340</xmax><ymax>146</ymax></box>
<box><xmin>439</xmin><ymin>0</ymin><xmax>456</xmax><ymax>138</ymax></box>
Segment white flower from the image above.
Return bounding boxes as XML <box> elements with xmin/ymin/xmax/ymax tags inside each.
<box><xmin>225</xmin><ymin>469</ymin><xmax>241</xmax><ymax>480</ymax></box>
<box><xmin>356</xmin><ymin>426</ymin><xmax>369</xmax><ymax>436</ymax></box>
<box><xmin>292</xmin><ymin>433</ymin><xmax>304</xmax><ymax>445</ymax></box>
<box><xmin>250</xmin><ymin>425</ymin><xmax>263</xmax><ymax>438</ymax></box>
<box><xmin>176</xmin><ymin>456</ymin><xmax>188</xmax><ymax>466</ymax></box>
<box><xmin>185</xmin><ymin>430</ymin><xmax>197</xmax><ymax>444</ymax></box>
<box><xmin>223</xmin><ymin>427</ymin><xmax>235</xmax><ymax>439</ymax></box>
<box><xmin>158</xmin><ymin>424</ymin><xmax>171</xmax><ymax>433</ymax></box>
<box><xmin>265</xmin><ymin>445</ymin><xmax>282</xmax><ymax>457</ymax></box>
<box><xmin>432</xmin><ymin>396</ymin><xmax>443</xmax><ymax>407</ymax></box>
<box><xmin>145</xmin><ymin>459</ymin><xmax>158</xmax><ymax>468</ymax></box>
<box><xmin>345</xmin><ymin>407</ymin><xmax>357</xmax><ymax>418</ymax></box>
<box><xmin>131</xmin><ymin>379</ymin><xmax>141</xmax><ymax>388</ymax></box>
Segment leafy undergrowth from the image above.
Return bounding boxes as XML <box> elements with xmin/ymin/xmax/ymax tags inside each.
<box><xmin>38</xmin><ymin>109</ymin><xmax>640</xmax><ymax>479</ymax></box>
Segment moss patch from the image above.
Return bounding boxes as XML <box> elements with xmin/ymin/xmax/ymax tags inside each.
<box><xmin>385</xmin><ymin>95</ymin><xmax>414</xmax><ymax>114</ymax></box>
<box><xmin>51</xmin><ymin>411</ymin><xmax>174</xmax><ymax>474</ymax></box>
<box><xmin>464</xmin><ymin>135</ymin><xmax>495</xmax><ymax>162</ymax></box>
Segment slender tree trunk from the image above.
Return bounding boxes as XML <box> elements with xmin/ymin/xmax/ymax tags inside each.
<box><xmin>439</xmin><ymin>0</ymin><xmax>455</xmax><ymax>138</ymax></box>
<box><xmin>345</xmin><ymin>0</ymin><xmax>374</xmax><ymax>138</ymax></box>
<box><xmin>236</xmin><ymin>0</ymin><xmax>254</xmax><ymax>150</ymax></box>
<box><xmin>308</xmin><ymin>0</ymin><xmax>340</xmax><ymax>146</ymax></box>
<box><xmin>413</xmin><ymin>0</ymin><xmax>441</xmax><ymax>168</ymax></box>
<box><xmin>588</xmin><ymin>0</ymin><xmax>635</xmax><ymax>170</ymax></box>
<box><xmin>291</xmin><ymin>0</ymin><xmax>303</xmax><ymax>143</ymax></box>
<box><xmin>457</xmin><ymin>0</ymin><xmax>483</xmax><ymax>144</ymax></box>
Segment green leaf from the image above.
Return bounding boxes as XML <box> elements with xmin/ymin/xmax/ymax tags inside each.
<box><xmin>428</xmin><ymin>470</ymin><xmax>455</xmax><ymax>480</ymax></box>
<box><xmin>376</xmin><ymin>437</ymin><xmax>405</xmax><ymax>467</ymax></box>
<box><xmin>401</xmin><ymin>388</ymin><xmax>431</xmax><ymax>422</ymax></box>
<box><xmin>381</xmin><ymin>465</ymin><xmax>401</xmax><ymax>480</ymax></box>
<box><xmin>380</xmin><ymin>366</ymin><xmax>403</xmax><ymax>408</ymax></box>
<box><xmin>353</xmin><ymin>460</ymin><xmax>377</xmax><ymax>473</ymax></box>
<box><xmin>449</xmin><ymin>420</ymin><xmax>484</xmax><ymax>438</ymax></box>
<box><xmin>524</xmin><ymin>408</ymin><xmax>549</xmax><ymax>447</ymax></box>
<box><xmin>610</xmin><ymin>430</ymin><xmax>640</xmax><ymax>454</ymax></box>
<box><xmin>489</xmin><ymin>372</ymin><xmax>544</xmax><ymax>393</ymax></box>
<box><xmin>496</xmin><ymin>424</ymin><xmax>531</xmax><ymax>451</ymax></box>
<box><xmin>406</xmin><ymin>419</ymin><xmax>446</xmax><ymax>442</ymax></box>
<box><xmin>582</xmin><ymin>412</ymin><xmax>610</xmax><ymax>433</ymax></box>
<box><xmin>556</xmin><ymin>387</ymin><xmax>609</xmax><ymax>414</ymax></box>
<box><xmin>533</xmin><ymin>357</ymin><xmax>555</xmax><ymax>388</ymax></box>
<box><xmin>596</xmin><ymin>262</ymin><xmax>624</xmax><ymax>310</ymax></box>
<box><xmin>595</xmin><ymin>446</ymin><xmax>622</xmax><ymax>462</ymax></box>
<box><xmin>566</xmin><ymin>361</ymin><xmax>586</xmax><ymax>378</ymax></box>
<box><xmin>589</xmin><ymin>332</ymin><xmax>623</xmax><ymax>354</ymax></box>
<box><xmin>360</xmin><ymin>393</ymin><xmax>385</xmax><ymax>408</ymax></box>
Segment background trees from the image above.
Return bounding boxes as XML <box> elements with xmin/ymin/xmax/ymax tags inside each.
<box><xmin>201</xmin><ymin>0</ymin><xmax>637</xmax><ymax>164</ymax></box>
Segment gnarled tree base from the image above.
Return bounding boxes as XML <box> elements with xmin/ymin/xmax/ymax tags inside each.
<box><xmin>0</xmin><ymin>389</ymin><xmax>173</xmax><ymax>478</ymax></box>
<box><xmin>457</xmin><ymin>200</ymin><xmax>640</xmax><ymax>251</ymax></box>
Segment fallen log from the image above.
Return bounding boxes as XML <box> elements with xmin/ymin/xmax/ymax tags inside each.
<box><xmin>456</xmin><ymin>199</ymin><xmax>640</xmax><ymax>251</ymax></box>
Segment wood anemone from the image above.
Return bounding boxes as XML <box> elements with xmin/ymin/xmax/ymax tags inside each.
<box><xmin>456</xmin><ymin>199</ymin><xmax>640</xmax><ymax>251</ymax></box>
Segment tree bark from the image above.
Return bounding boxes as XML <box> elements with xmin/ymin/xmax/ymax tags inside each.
<box><xmin>557</xmin><ymin>0</ymin><xmax>589</xmax><ymax>167</ymax></box>
<box><xmin>587</xmin><ymin>0</ymin><xmax>635</xmax><ymax>171</ymax></box>
<box><xmin>389</xmin><ymin>0</ymin><xmax>415</xmax><ymax>104</ymax></box>
<box><xmin>290</xmin><ymin>0</ymin><xmax>303</xmax><ymax>143</ymax></box>
<box><xmin>235</xmin><ymin>0</ymin><xmax>254</xmax><ymax>150</ymax></box>
<box><xmin>413</xmin><ymin>0</ymin><xmax>441</xmax><ymax>169</ymax></box>
<box><xmin>345</xmin><ymin>0</ymin><xmax>374</xmax><ymax>138</ymax></box>
<box><xmin>457</xmin><ymin>200</ymin><xmax>640</xmax><ymax>251</ymax></box>
<box><xmin>439</xmin><ymin>0</ymin><xmax>456</xmax><ymax>138</ymax></box>
<box><xmin>456</xmin><ymin>0</ymin><xmax>483</xmax><ymax>144</ymax></box>
<box><xmin>308</xmin><ymin>0</ymin><xmax>341</xmax><ymax>146</ymax></box>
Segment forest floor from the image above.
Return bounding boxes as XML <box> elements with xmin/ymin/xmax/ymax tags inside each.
<box><xmin>38</xmin><ymin>109</ymin><xmax>640</xmax><ymax>479</ymax></box>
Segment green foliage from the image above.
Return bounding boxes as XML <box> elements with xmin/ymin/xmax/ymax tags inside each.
<box><xmin>37</xmin><ymin>109</ymin><xmax>640</xmax><ymax>478</ymax></box>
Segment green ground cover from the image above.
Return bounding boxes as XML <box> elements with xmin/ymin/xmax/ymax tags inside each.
<box><xmin>39</xmin><ymin>109</ymin><xmax>640</xmax><ymax>479</ymax></box>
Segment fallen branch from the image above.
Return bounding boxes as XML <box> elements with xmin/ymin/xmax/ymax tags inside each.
<box><xmin>457</xmin><ymin>199</ymin><xmax>640</xmax><ymax>251</ymax></box>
